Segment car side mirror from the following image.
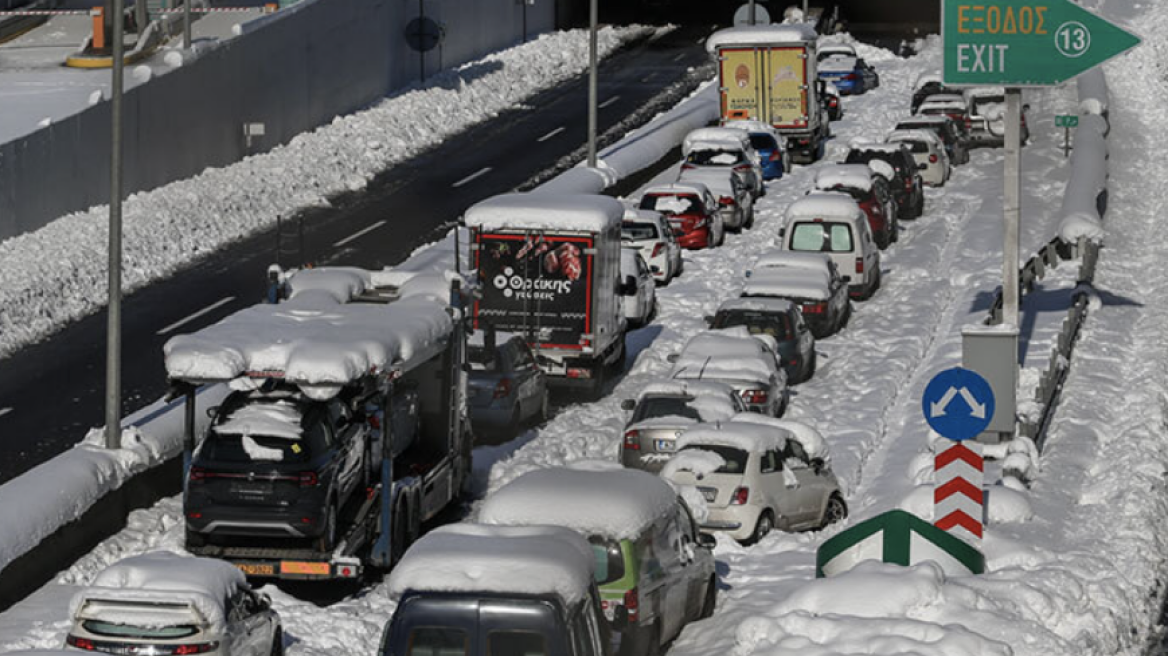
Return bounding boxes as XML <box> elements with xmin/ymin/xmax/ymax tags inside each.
<box><xmin>620</xmin><ymin>399</ymin><xmax>636</xmax><ymax>412</ymax></box>
<box><xmin>697</xmin><ymin>532</ymin><xmax>717</xmax><ymax>549</ymax></box>
<box><xmin>206</xmin><ymin>406</ymin><xmax>220</xmax><ymax>419</ymax></box>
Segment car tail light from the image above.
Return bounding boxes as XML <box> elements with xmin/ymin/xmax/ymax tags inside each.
<box><xmin>768</xmin><ymin>151</ymin><xmax>780</xmax><ymax>162</ymax></box>
<box><xmin>624</xmin><ymin>588</ymin><xmax>640</xmax><ymax>621</ymax></box>
<box><xmin>719</xmin><ymin>196</ymin><xmax>734</xmax><ymax>206</ymax></box>
<box><xmin>681</xmin><ymin>163</ymin><xmax>696</xmax><ymax>170</ymax></box>
<box><xmin>623</xmin><ymin>430</ymin><xmax>640</xmax><ymax>451</ymax></box>
<box><xmin>733</xmin><ymin>164</ymin><xmax>751</xmax><ymax>172</ymax></box>
<box><xmin>964</xmin><ymin>117</ymin><xmax>973</xmax><ymax>130</ymax></box>
<box><xmin>493</xmin><ymin>378</ymin><xmax>512</xmax><ymax>399</ymax></box>
<box><xmin>566</xmin><ymin>367</ymin><xmax>592</xmax><ymax>379</ymax></box>
<box><xmin>171</xmin><ymin>643</ymin><xmax>220</xmax><ymax>655</ymax></box>
<box><xmin>367</xmin><ymin>414</ymin><xmax>381</xmax><ymax>430</ymax></box>
<box><xmin>829</xmin><ymin>98</ymin><xmax>839</xmax><ymax>108</ymax></box>
<box><xmin>67</xmin><ymin>637</ymin><xmax>96</xmax><ymax>651</ymax></box>
<box><xmin>929</xmin><ymin>154</ymin><xmax>938</xmax><ymax>163</ymax></box>
<box><xmin>337</xmin><ymin>565</ymin><xmax>358</xmax><ymax>578</ymax></box>
<box><xmin>905</xmin><ymin>177</ymin><xmax>914</xmax><ymax>190</ymax></box>
<box><xmin>802</xmin><ymin>302</ymin><xmax>826</xmax><ymax>314</ymax></box>
<box><xmin>731</xmin><ymin>487</ymin><xmax>750</xmax><ymax>505</ymax></box>
<box><xmin>788</xmin><ymin>358</ymin><xmax>799</xmax><ymax>366</ymax></box>
<box><xmin>651</xmin><ymin>242</ymin><xmax>664</xmax><ymax>258</ymax></box>
<box><xmin>298</xmin><ymin>471</ymin><xmax>320</xmax><ymax>487</ymax></box>
<box><xmin>797</xmin><ymin>138</ymin><xmax>811</xmax><ymax>146</ymax></box>
<box><xmin>188</xmin><ymin>466</ymin><xmax>207</xmax><ymax>484</ymax></box>
<box><xmin>855</xmin><ymin>257</ymin><xmax>865</xmax><ymax>274</ymax></box>
<box><xmin>741</xmin><ymin>389</ymin><xmax>768</xmax><ymax>405</ymax></box>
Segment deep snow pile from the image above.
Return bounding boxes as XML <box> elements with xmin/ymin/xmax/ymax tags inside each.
<box><xmin>0</xmin><ymin>24</ymin><xmax>652</xmax><ymax>361</ymax></box>
<box><xmin>1</xmin><ymin>6</ymin><xmax>1165</xmax><ymax>656</ymax></box>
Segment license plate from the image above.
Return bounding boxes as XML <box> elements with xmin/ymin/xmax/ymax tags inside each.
<box><xmin>654</xmin><ymin>440</ymin><xmax>675</xmax><ymax>452</ymax></box>
<box><xmin>229</xmin><ymin>483</ymin><xmax>269</xmax><ymax>497</ymax></box>
<box><xmin>281</xmin><ymin>561</ymin><xmax>331</xmax><ymax>576</ymax></box>
<box><xmin>236</xmin><ymin>563</ymin><xmax>276</xmax><ymax>577</ymax></box>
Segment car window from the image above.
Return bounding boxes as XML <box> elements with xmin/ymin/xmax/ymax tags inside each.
<box><xmin>784</xmin><ymin>440</ymin><xmax>810</xmax><ymax>469</ymax></box>
<box><xmin>632</xmin><ymin>396</ymin><xmax>701</xmax><ymax>422</ymax></box>
<box><xmin>676</xmin><ymin>501</ymin><xmax>698</xmax><ymax>540</ymax></box>
<box><xmin>759</xmin><ymin>449</ymin><xmax>781</xmax><ymax>473</ymax></box>
<box><xmin>711</xmin><ymin>310</ymin><xmax>791</xmax><ymax>341</ymax></box>
<box><xmin>748</xmin><ymin>134</ymin><xmax>778</xmax><ymax>151</ymax></box>
<box><xmin>467</xmin><ymin>345</ymin><xmax>501</xmax><ymax>372</ymax></box>
<box><xmin>622</xmin><ymin>222</ymin><xmax>659</xmax><ymax>241</ymax></box>
<box><xmin>487</xmin><ymin>631</ymin><xmax>548</xmax><ymax>656</ymax></box>
<box><xmin>587</xmin><ymin>536</ymin><xmax>626</xmax><ymax>585</ymax></box>
<box><xmin>687</xmin><ymin>150</ymin><xmax>743</xmax><ymax>166</ymax></box>
<box><xmin>636</xmin><ymin>256</ymin><xmax>649</xmax><ymax>276</ymax></box>
<box><xmin>679</xmin><ymin>445</ymin><xmax>748</xmax><ymax>474</ymax></box>
<box><xmin>789</xmin><ymin>222</ymin><xmax>854</xmax><ymax>253</ymax></box>
<box><xmin>897</xmin><ymin>140</ymin><xmax>929</xmax><ymax>154</ymax></box>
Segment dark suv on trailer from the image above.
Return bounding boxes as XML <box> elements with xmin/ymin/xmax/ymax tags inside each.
<box><xmin>184</xmin><ymin>387</ymin><xmax>376</xmax><ymax>551</ymax></box>
<box><xmin>844</xmin><ymin>143</ymin><xmax>925</xmax><ymax>220</ymax></box>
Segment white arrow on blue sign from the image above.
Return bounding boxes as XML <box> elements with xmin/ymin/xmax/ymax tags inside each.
<box><xmin>922</xmin><ymin>368</ymin><xmax>996</xmax><ymax>441</ymax></box>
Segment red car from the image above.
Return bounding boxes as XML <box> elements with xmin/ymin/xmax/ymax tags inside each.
<box><xmin>813</xmin><ymin>164</ymin><xmax>899</xmax><ymax>249</ymax></box>
<box><xmin>638</xmin><ymin>183</ymin><xmax>724</xmax><ymax>250</ymax></box>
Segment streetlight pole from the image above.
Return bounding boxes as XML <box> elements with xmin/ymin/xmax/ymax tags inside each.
<box><xmin>105</xmin><ymin>0</ymin><xmax>125</xmax><ymax>450</ymax></box>
<box><xmin>747</xmin><ymin>0</ymin><xmax>755</xmax><ymax>24</ymax></box>
<box><xmin>586</xmin><ymin>0</ymin><xmax>597</xmax><ymax>167</ymax></box>
<box><xmin>1002</xmin><ymin>88</ymin><xmax>1022</xmax><ymax>327</ymax></box>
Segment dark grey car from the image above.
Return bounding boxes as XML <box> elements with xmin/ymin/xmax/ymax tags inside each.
<box><xmin>467</xmin><ymin>333</ymin><xmax>549</xmax><ymax>432</ymax></box>
<box><xmin>708</xmin><ymin>298</ymin><xmax>817</xmax><ymax>383</ymax></box>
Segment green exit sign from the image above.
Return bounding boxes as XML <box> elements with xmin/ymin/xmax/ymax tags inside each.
<box><xmin>943</xmin><ymin>0</ymin><xmax>1141</xmax><ymax>86</ymax></box>
<box><xmin>1055</xmin><ymin>115</ymin><xmax>1079</xmax><ymax>128</ymax></box>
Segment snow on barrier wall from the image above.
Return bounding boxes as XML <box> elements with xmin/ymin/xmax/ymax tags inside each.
<box><xmin>0</xmin><ymin>0</ymin><xmax>557</xmax><ymax>241</ymax></box>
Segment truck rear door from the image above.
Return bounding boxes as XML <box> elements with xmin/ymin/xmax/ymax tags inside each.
<box><xmin>766</xmin><ymin>46</ymin><xmax>809</xmax><ymax>129</ymax></box>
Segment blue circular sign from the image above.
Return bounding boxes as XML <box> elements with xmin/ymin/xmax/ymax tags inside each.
<box><xmin>921</xmin><ymin>367</ymin><xmax>995</xmax><ymax>441</ymax></box>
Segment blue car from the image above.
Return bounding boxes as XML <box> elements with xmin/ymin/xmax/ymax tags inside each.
<box><xmin>726</xmin><ymin>121</ymin><xmax>787</xmax><ymax>180</ymax></box>
<box><xmin>818</xmin><ymin>54</ymin><xmax>865</xmax><ymax>95</ymax></box>
<box><xmin>467</xmin><ymin>333</ymin><xmax>549</xmax><ymax>432</ymax></box>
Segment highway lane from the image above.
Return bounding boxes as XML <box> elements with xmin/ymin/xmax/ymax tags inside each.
<box><xmin>0</xmin><ymin>24</ymin><xmax>716</xmax><ymax>484</ymax></box>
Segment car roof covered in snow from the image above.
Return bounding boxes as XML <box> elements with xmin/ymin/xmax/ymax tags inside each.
<box><xmin>887</xmin><ymin>129</ymin><xmax>942</xmax><ymax>146</ymax></box>
<box><xmin>463</xmin><ymin>193</ymin><xmax>624</xmax><ymax>233</ymax></box>
<box><xmin>164</xmin><ymin>269</ymin><xmax>452</xmax><ymax>396</ymax></box>
<box><xmin>742</xmin><ymin>268</ymin><xmax>830</xmax><ymax>301</ymax></box>
<box><xmin>643</xmin><ymin>182</ymin><xmax>711</xmax><ymax>198</ymax></box>
<box><xmin>69</xmin><ymin>552</ymin><xmax>247</xmax><ymax>634</ymax></box>
<box><xmin>638</xmin><ymin>379</ymin><xmax>738</xmax><ymax>401</ymax></box>
<box><xmin>723</xmin><ymin>120</ymin><xmax>781</xmax><ymax>138</ymax></box>
<box><xmin>706</xmin><ymin>24</ymin><xmax>818</xmax><ymax>52</ymax></box>
<box><xmin>815</xmin><ymin>164</ymin><xmax>874</xmax><ymax>192</ymax></box>
<box><xmin>728</xmin><ymin>413</ymin><xmax>831</xmax><ymax>461</ymax></box>
<box><xmin>677</xmin><ymin>169</ymin><xmax>736</xmax><ymax>196</ymax></box>
<box><xmin>750</xmin><ymin>250</ymin><xmax>834</xmax><ymax>274</ymax></box>
<box><xmin>479</xmin><ymin>466</ymin><xmax>679</xmax><ymax>540</ymax></box>
<box><xmin>818</xmin><ymin>55</ymin><xmax>858</xmax><ymax>72</ymax></box>
<box><xmin>677</xmin><ymin>420</ymin><xmax>789</xmax><ymax>454</ymax></box>
<box><xmin>387</xmin><ymin>524</ymin><xmax>595</xmax><ymax>606</ymax></box>
<box><xmin>670</xmin><ymin>330</ymin><xmax>777</xmax><ymax>384</ymax></box>
<box><xmin>897</xmin><ymin>116</ymin><xmax>950</xmax><ymax>127</ymax></box>
<box><xmin>919</xmin><ymin>99</ymin><xmax>968</xmax><ymax>113</ymax></box>
<box><xmin>683</xmin><ymin>128</ymin><xmax>751</xmax><ymax>154</ymax></box>
<box><xmin>784</xmin><ymin>193</ymin><xmax>864</xmax><ymax>222</ymax></box>
<box><xmin>630</xmin><ymin>380</ymin><xmax>741</xmax><ymax>427</ymax></box>
<box><xmin>819</xmin><ymin>43</ymin><xmax>857</xmax><ymax>56</ymax></box>
<box><xmin>717</xmin><ymin>296</ymin><xmax>797</xmax><ymax>315</ymax></box>
<box><xmin>964</xmin><ymin>86</ymin><xmax>1005</xmax><ymax>99</ymax></box>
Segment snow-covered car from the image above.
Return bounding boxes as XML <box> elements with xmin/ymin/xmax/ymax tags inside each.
<box><xmin>708</xmin><ymin>297</ymin><xmax>816</xmax><ymax>383</ymax></box>
<box><xmin>814</xmin><ymin>163</ymin><xmax>898</xmax><ymax>248</ymax></box>
<box><xmin>467</xmin><ymin>331</ymin><xmax>549</xmax><ymax>432</ymax></box>
<box><xmin>910</xmin><ymin>73</ymin><xmax>962</xmax><ymax>114</ymax></box>
<box><xmin>619</xmin><ymin>380</ymin><xmax>746</xmax><ymax>472</ymax></box>
<box><xmin>887</xmin><ymin>129</ymin><xmax>950</xmax><ymax>187</ymax></box>
<box><xmin>780</xmin><ymin>193</ymin><xmax>881</xmax><ymax>300</ymax></box>
<box><xmin>668</xmin><ymin>329</ymin><xmax>789</xmax><ymax>417</ymax></box>
<box><xmin>817</xmin><ymin>42</ymin><xmax>857</xmax><ymax>62</ymax></box>
<box><xmin>823</xmin><ymin>82</ymin><xmax>843</xmax><ymax>121</ymax></box>
<box><xmin>843</xmin><ymin>142</ymin><xmax>925</xmax><ymax>219</ymax></box>
<box><xmin>895</xmin><ymin>115</ymin><xmax>970</xmax><ymax>165</ymax></box>
<box><xmin>745</xmin><ymin>250</ymin><xmax>851</xmax><ymax>337</ymax></box>
<box><xmin>622</xmin><ymin>208</ymin><xmax>681</xmax><ymax>284</ymax></box>
<box><xmin>918</xmin><ymin>96</ymin><xmax>972</xmax><ymax>134</ymax></box>
<box><xmin>677</xmin><ymin>167</ymin><xmax>754</xmax><ymax>233</ymax></box>
<box><xmin>662</xmin><ymin>415</ymin><xmax>845</xmax><ymax>544</ymax></box>
<box><xmin>682</xmin><ymin>127</ymin><xmax>764</xmax><ymax>199</ymax></box>
<box><xmin>185</xmin><ymin>386</ymin><xmax>380</xmax><ymax>551</ymax></box>
<box><xmin>479</xmin><ymin>465</ymin><xmax>716</xmax><ymax>656</ymax></box>
<box><xmin>638</xmin><ymin>183</ymin><xmax>724</xmax><ymax>250</ymax></box>
<box><xmin>964</xmin><ymin>87</ymin><xmax>1030</xmax><ymax>146</ymax></box>
<box><xmin>384</xmin><ymin>524</ymin><xmax>612</xmax><ymax>656</ymax></box>
<box><xmin>621</xmin><ymin>247</ymin><xmax>656</xmax><ymax>328</ymax></box>
<box><xmin>724</xmin><ymin>120</ymin><xmax>789</xmax><ymax>180</ymax></box>
<box><xmin>66</xmin><ymin>552</ymin><xmax>282</xmax><ymax>656</ymax></box>
<box><xmin>818</xmin><ymin>53</ymin><xmax>866</xmax><ymax>95</ymax></box>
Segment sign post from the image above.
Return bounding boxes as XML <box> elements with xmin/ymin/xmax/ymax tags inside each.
<box><xmin>1055</xmin><ymin>114</ymin><xmax>1078</xmax><ymax>157</ymax></box>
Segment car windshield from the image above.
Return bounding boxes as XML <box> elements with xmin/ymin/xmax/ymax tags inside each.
<box><xmin>680</xmin><ymin>445</ymin><xmax>748</xmax><ymax>474</ymax></box>
<box><xmin>632</xmin><ymin>396</ymin><xmax>701</xmax><ymax>423</ymax></box>
<box><xmin>467</xmin><ymin>345</ymin><xmax>501</xmax><ymax>372</ymax></box>
<box><xmin>896</xmin><ymin>140</ymin><xmax>929</xmax><ymax>153</ymax></box>
<box><xmin>81</xmin><ymin>620</ymin><xmax>199</xmax><ymax>640</ymax></box>
<box><xmin>622</xmin><ymin>222</ymin><xmax>659</xmax><ymax>241</ymax></box>
<box><xmin>686</xmin><ymin>150</ymin><xmax>742</xmax><ymax>166</ymax></box>
<box><xmin>204</xmin><ymin>404</ymin><xmax>325</xmax><ymax>464</ymax></box>
<box><xmin>748</xmin><ymin>134</ymin><xmax>777</xmax><ymax>151</ymax></box>
<box><xmin>487</xmin><ymin>631</ymin><xmax>548</xmax><ymax>656</ymax></box>
<box><xmin>790</xmin><ymin>222</ymin><xmax>854</xmax><ymax>253</ymax></box>
<box><xmin>640</xmin><ymin>194</ymin><xmax>701</xmax><ymax>216</ymax></box>
<box><xmin>845</xmin><ymin>152</ymin><xmax>901</xmax><ymax>177</ymax></box>
<box><xmin>406</xmin><ymin>627</ymin><xmax>469</xmax><ymax>656</ymax></box>
<box><xmin>711</xmin><ymin>310</ymin><xmax>792</xmax><ymax>340</ymax></box>
<box><xmin>588</xmin><ymin>536</ymin><xmax>626</xmax><ymax>585</ymax></box>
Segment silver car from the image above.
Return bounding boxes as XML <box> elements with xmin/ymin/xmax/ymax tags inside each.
<box><xmin>619</xmin><ymin>380</ymin><xmax>746</xmax><ymax>472</ymax></box>
<box><xmin>66</xmin><ymin>552</ymin><xmax>282</xmax><ymax>656</ymax></box>
<box><xmin>663</xmin><ymin>414</ymin><xmax>845</xmax><ymax>544</ymax></box>
<box><xmin>668</xmin><ymin>329</ymin><xmax>789</xmax><ymax>417</ymax></box>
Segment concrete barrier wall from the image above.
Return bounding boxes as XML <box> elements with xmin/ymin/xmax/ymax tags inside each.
<box><xmin>0</xmin><ymin>0</ymin><xmax>558</xmax><ymax>240</ymax></box>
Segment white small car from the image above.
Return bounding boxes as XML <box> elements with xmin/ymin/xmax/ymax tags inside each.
<box><xmin>662</xmin><ymin>414</ymin><xmax>844</xmax><ymax>544</ymax></box>
<box><xmin>887</xmin><ymin>129</ymin><xmax>950</xmax><ymax>187</ymax></box>
<box><xmin>66</xmin><ymin>552</ymin><xmax>282</xmax><ymax>656</ymax></box>
<box><xmin>780</xmin><ymin>193</ymin><xmax>881</xmax><ymax>300</ymax></box>
<box><xmin>621</xmin><ymin>247</ymin><xmax>656</xmax><ymax>328</ymax></box>
<box><xmin>622</xmin><ymin>208</ymin><xmax>682</xmax><ymax>284</ymax></box>
<box><xmin>682</xmin><ymin>127</ymin><xmax>765</xmax><ymax>199</ymax></box>
<box><xmin>669</xmin><ymin>328</ymin><xmax>789</xmax><ymax>417</ymax></box>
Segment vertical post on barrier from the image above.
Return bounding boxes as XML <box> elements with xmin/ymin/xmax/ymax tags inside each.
<box><xmin>586</xmin><ymin>0</ymin><xmax>597</xmax><ymax>168</ymax></box>
<box><xmin>934</xmin><ymin>439</ymin><xmax>984</xmax><ymax>547</ymax></box>
<box><xmin>105</xmin><ymin>0</ymin><xmax>125</xmax><ymax>451</ymax></box>
<box><xmin>91</xmin><ymin>7</ymin><xmax>105</xmax><ymax>50</ymax></box>
<box><xmin>1002</xmin><ymin>88</ymin><xmax>1021</xmax><ymax>328</ymax></box>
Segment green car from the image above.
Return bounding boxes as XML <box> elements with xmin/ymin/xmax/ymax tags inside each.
<box><xmin>479</xmin><ymin>466</ymin><xmax>718</xmax><ymax>656</ymax></box>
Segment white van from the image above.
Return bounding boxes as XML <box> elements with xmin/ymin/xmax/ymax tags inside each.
<box><xmin>780</xmin><ymin>193</ymin><xmax>881</xmax><ymax>299</ymax></box>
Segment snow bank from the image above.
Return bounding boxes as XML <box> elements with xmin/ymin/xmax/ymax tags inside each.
<box><xmin>386</xmin><ymin>524</ymin><xmax>594</xmax><ymax>606</ymax></box>
<box><xmin>1057</xmin><ymin>113</ymin><xmax>1110</xmax><ymax>244</ymax></box>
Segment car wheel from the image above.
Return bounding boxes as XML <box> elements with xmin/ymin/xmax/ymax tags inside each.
<box><xmin>317</xmin><ymin>501</ymin><xmax>338</xmax><ymax>552</ymax></box>
<box><xmin>270</xmin><ymin>627</ymin><xmax>284</xmax><ymax>656</ymax></box>
<box><xmin>864</xmin><ymin>267</ymin><xmax>882</xmax><ymax>300</ymax></box>
<box><xmin>820</xmin><ymin>494</ymin><xmax>848</xmax><ymax>529</ymax></box>
<box><xmin>914</xmin><ymin>191</ymin><xmax>925</xmax><ymax>217</ymax></box>
<box><xmin>537</xmin><ymin>391</ymin><xmax>550</xmax><ymax>424</ymax></box>
<box><xmin>746</xmin><ymin>511</ymin><xmax>774</xmax><ymax>545</ymax></box>
<box><xmin>744</xmin><ymin>205</ymin><xmax>755</xmax><ymax>229</ymax></box>
<box><xmin>892</xmin><ymin>217</ymin><xmax>901</xmax><ymax>243</ymax></box>
<box><xmin>699</xmin><ymin>575</ymin><xmax>717</xmax><ymax>619</ymax></box>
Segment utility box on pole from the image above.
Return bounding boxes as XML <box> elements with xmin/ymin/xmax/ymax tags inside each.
<box><xmin>962</xmin><ymin>325</ymin><xmax>1018</xmax><ymax>444</ymax></box>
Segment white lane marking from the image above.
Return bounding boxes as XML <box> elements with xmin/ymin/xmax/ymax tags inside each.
<box><xmin>641</xmin><ymin>72</ymin><xmax>658</xmax><ymax>83</ymax></box>
<box><xmin>695</xmin><ymin>36</ymin><xmax>704</xmax><ymax>44</ymax></box>
<box><xmin>453</xmin><ymin>167</ymin><xmax>492</xmax><ymax>188</ymax></box>
<box><xmin>538</xmin><ymin>126</ymin><xmax>566</xmax><ymax>142</ymax></box>
<box><xmin>333</xmin><ymin>219</ymin><xmax>388</xmax><ymax>247</ymax></box>
<box><xmin>599</xmin><ymin>95</ymin><xmax>621</xmax><ymax>109</ymax></box>
<box><xmin>157</xmin><ymin>296</ymin><xmax>236</xmax><ymax>336</ymax></box>
<box><xmin>0</xmin><ymin>407</ymin><xmax>11</xmax><ymax>418</ymax></box>
<box><xmin>674</xmin><ymin>52</ymin><xmax>687</xmax><ymax>61</ymax></box>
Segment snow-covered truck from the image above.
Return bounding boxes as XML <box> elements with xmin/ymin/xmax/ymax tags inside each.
<box><xmin>465</xmin><ymin>194</ymin><xmax>628</xmax><ymax>396</ymax></box>
<box><xmin>163</xmin><ymin>267</ymin><xmax>472</xmax><ymax>581</ymax></box>
<box><xmin>707</xmin><ymin>24</ymin><xmax>829</xmax><ymax>164</ymax></box>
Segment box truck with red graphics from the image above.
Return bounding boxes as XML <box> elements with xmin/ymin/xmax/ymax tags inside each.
<box><xmin>465</xmin><ymin>194</ymin><xmax>628</xmax><ymax>396</ymax></box>
<box><xmin>707</xmin><ymin>24</ymin><xmax>829</xmax><ymax>165</ymax></box>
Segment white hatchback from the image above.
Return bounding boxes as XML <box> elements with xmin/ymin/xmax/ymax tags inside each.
<box><xmin>887</xmin><ymin>129</ymin><xmax>950</xmax><ymax>187</ymax></box>
<box><xmin>622</xmin><ymin>208</ymin><xmax>682</xmax><ymax>284</ymax></box>
<box><xmin>620</xmin><ymin>247</ymin><xmax>656</xmax><ymax>328</ymax></box>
